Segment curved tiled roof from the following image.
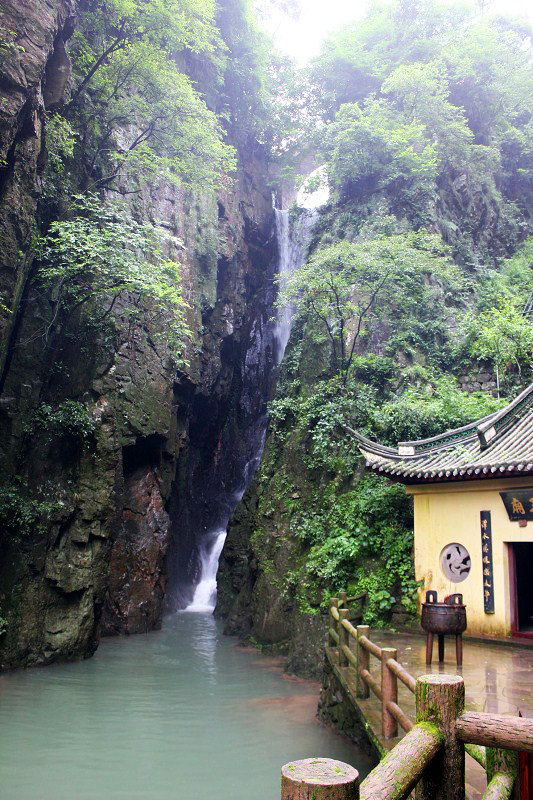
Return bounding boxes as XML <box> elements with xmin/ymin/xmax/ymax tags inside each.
<box><xmin>354</xmin><ymin>383</ymin><xmax>533</xmax><ymax>484</ymax></box>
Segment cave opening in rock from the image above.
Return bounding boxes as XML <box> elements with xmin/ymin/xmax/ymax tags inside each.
<box><xmin>122</xmin><ymin>434</ymin><xmax>166</xmax><ymax>478</ymax></box>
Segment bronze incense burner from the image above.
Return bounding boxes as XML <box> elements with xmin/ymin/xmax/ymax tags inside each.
<box><xmin>421</xmin><ymin>590</ymin><xmax>467</xmax><ymax>665</ymax></box>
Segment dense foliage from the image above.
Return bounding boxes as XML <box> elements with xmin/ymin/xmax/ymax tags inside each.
<box><xmin>260</xmin><ymin>358</ymin><xmax>504</xmax><ymax>622</ymax></box>
<box><xmin>63</xmin><ymin>0</ymin><xmax>236</xmax><ymax>191</ymax></box>
<box><xmin>35</xmin><ymin>195</ymin><xmax>190</xmax><ymax>358</ymax></box>
<box><xmin>248</xmin><ymin>0</ymin><xmax>532</xmax><ymax>631</ymax></box>
<box><xmin>278</xmin><ymin>229</ymin><xmax>466</xmax><ymax>384</ymax></box>
<box><xmin>278</xmin><ymin>0</ymin><xmax>533</xmax><ymax>268</ymax></box>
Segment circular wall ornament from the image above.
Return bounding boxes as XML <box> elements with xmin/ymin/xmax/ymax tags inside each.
<box><xmin>440</xmin><ymin>543</ymin><xmax>471</xmax><ymax>582</ymax></box>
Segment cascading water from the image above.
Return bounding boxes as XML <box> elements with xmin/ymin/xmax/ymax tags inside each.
<box><xmin>184</xmin><ymin>530</ymin><xmax>228</xmax><ymax>612</ymax></box>
<box><xmin>274</xmin><ymin>206</ymin><xmax>319</xmax><ymax>364</ymax></box>
<box><xmin>183</xmin><ymin>177</ymin><xmax>328</xmax><ymax>614</ymax></box>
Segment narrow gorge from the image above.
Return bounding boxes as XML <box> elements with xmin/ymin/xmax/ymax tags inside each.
<box><xmin>0</xmin><ymin>0</ymin><xmax>531</xmax><ymax>745</ymax></box>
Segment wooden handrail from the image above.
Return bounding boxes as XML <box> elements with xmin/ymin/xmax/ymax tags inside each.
<box><xmin>359</xmin><ymin>723</ymin><xmax>443</xmax><ymax>800</ymax></box>
<box><xmin>360</xmin><ymin>668</ymin><xmax>382</xmax><ymax>700</ymax></box>
<box><xmin>359</xmin><ymin>634</ymin><xmax>382</xmax><ymax>659</ymax></box>
<box><xmin>386</xmin><ymin>658</ymin><xmax>416</xmax><ymax>694</ymax></box>
<box><xmin>386</xmin><ymin>701</ymin><xmax>414</xmax><ymax>733</ymax></box>
<box><xmin>329</xmin><ymin>607</ymin><xmax>417</xmax><ymax>738</ymax></box>
<box><xmin>346</xmin><ymin>592</ymin><xmax>367</xmax><ymax>604</ymax></box>
<box><xmin>456</xmin><ymin>712</ymin><xmax>533</xmax><ymax>752</ymax></box>
<box><xmin>340</xmin><ymin>644</ymin><xmax>357</xmax><ymax>669</ymax></box>
<box><xmin>284</xmin><ymin>672</ymin><xmax>533</xmax><ymax>800</ymax></box>
<box><xmin>465</xmin><ymin>743</ymin><xmax>487</xmax><ymax>768</ymax></box>
<box><xmin>340</xmin><ymin>617</ymin><xmax>358</xmax><ymax>638</ymax></box>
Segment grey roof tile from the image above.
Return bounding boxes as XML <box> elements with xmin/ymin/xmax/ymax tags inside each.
<box><xmin>354</xmin><ymin>384</ymin><xmax>533</xmax><ymax>484</ymax></box>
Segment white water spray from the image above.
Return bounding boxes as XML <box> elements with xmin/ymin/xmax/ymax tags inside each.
<box><xmin>184</xmin><ymin>531</ymin><xmax>228</xmax><ymax>613</ymax></box>
<box><xmin>274</xmin><ymin>206</ymin><xmax>319</xmax><ymax>363</ymax></box>
<box><xmin>274</xmin><ymin>165</ymin><xmax>329</xmax><ymax>363</ymax></box>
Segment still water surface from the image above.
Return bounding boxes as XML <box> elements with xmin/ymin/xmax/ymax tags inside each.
<box><xmin>0</xmin><ymin>613</ymin><xmax>372</xmax><ymax>800</ymax></box>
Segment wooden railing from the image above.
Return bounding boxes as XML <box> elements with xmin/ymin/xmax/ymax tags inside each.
<box><xmin>328</xmin><ymin>595</ymin><xmax>415</xmax><ymax>739</ymax></box>
<box><xmin>282</xmin><ymin>596</ymin><xmax>533</xmax><ymax>800</ymax></box>
<box><xmin>280</xmin><ymin>671</ymin><xmax>533</xmax><ymax>800</ymax></box>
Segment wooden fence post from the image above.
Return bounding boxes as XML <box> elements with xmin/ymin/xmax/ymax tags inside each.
<box><xmin>356</xmin><ymin>625</ymin><xmax>370</xmax><ymax>700</ymax></box>
<box><xmin>415</xmin><ymin>674</ymin><xmax>465</xmax><ymax>800</ymax></box>
<box><xmin>339</xmin><ymin>609</ymin><xmax>350</xmax><ymax>667</ymax></box>
<box><xmin>348</xmin><ymin>618</ymin><xmax>357</xmax><ymax>667</ymax></box>
<box><xmin>281</xmin><ymin>758</ymin><xmax>359</xmax><ymax>800</ymax></box>
<box><xmin>381</xmin><ymin>647</ymin><xmax>398</xmax><ymax>739</ymax></box>
<box><xmin>329</xmin><ymin>598</ymin><xmax>339</xmax><ymax>650</ymax></box>
<box><xmin>339</xmin><ymin>591</ymin><xmax>347</xmax><ymax>609</ymax></box>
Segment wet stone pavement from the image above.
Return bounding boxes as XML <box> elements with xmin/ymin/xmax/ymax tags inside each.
<box><xmin>352</xmin><ymin>630</ymin><xmax>533</xmax><ymax>800</ymax></box>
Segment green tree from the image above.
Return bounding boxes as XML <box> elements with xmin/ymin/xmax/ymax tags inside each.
<box><xmin>35</xmin><ymin>195</ymin><xmax>190</xmax><ymax>358</ymax></box>
<box><xmin>372</xmin><ymin>374</ymin><xmax>504</xmax><ymax>442</ymax></box>
<box><xmin>309</xmin><ymin>0</ymin><xmax>475</xmax><ymax>116</ymax></box>
<box><xmin>278</xmin><ymin>231</ymin><xmax>464</xmax><ymax>385</ymax></box>
<box><xmin>468</xmin><ymin>300</ymin><xmax>533</xmax><ymax>394</ymax></box>
<box><xmin>327</xmin><ymin>100</ymin><xmax>438</xmax><ymax>213</ymax></box>
<box><xmin>381</xmin><ymin>61</ymin><xmax>475</xmax><ymax>170</ymax></box>
<box><xmin>477</xmin><ymin>238</ymin><xmax>533</xmax><ymax>312</ymax></box>
<box><xmin>307</xmin><ymin>0</ymin><xmax>532</xmax><ymax>266</ymax></box>
<box><xmin>61</xmin><ymin>0</ymin><xmax>236</xmax><ymax>192</ymax></box>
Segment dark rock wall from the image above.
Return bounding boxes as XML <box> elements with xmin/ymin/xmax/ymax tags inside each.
<box><xmin>215</xmin><ymin>477</ymin><xmax>330</xmax><ymax>680</ymax></box>
<box><xmin>165</xmin><ymin>193</ymin><xmax>277</xmax><ymax>611</ymax></box>
<box><xmin>0</xmin><ymin>1</ymin><xmax>276</xmax><ymax>668</ymax></box>
<box><xmin>0</xmin><ymin>0</ymin><xmax>76</xmax><ymax>385</ymax></box>
<box><xmin>318</xmin><ymin>656</ymin><xmax>380</xmax><ymax>759</ymax></box>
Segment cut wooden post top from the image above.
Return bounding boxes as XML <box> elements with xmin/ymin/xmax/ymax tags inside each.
<box><xmin>417</xmin><ymin>673</ymin><xmax>463</xmax><ymax>685</ymax></box>
<box><xmin>281</xmin><ymin>758</ymin><xmax>359</xmax><ymax>799</ymax></box>
<box><xmin>416</xmin><ymin>674</ymin><xmax>465</xmax><ymax>727</ymax></box>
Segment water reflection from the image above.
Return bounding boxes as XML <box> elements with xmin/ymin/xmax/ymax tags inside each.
<box><xmin>187</xmin><ymin>612</ymin><xmax>218</xmax><ymax>680</ymax></box>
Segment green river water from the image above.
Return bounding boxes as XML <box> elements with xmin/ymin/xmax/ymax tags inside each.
<box><xmin>0</xmin><ymin>612</ymin><xmax>372</xmax><ymax>799</ymax></box>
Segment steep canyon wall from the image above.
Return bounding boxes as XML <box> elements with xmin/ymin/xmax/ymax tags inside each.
<box><xmin>0</xmin><ymin>0</ymin><xmax>276</xmax><ymax>667</ymax></box>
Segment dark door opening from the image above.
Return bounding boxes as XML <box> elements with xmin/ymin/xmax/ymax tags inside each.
<box><xmin>510</xmin><ymin>542</ymin><xmax>533</xmax><ymax>635</ymax></box>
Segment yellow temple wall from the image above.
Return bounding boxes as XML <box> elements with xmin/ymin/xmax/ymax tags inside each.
<box><xmin>407</xmin><ymin>477</ymin><xmax>533</xmax><ymax>637</ymax></box>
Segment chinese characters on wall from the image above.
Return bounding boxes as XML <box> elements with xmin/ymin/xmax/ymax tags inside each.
<box><xmin>481</xmin><ymin>510</ymin><xmax>495</xmax><ymax>614</ymax></box>
<box><xmin>500</xmin><ymin>490</ymin><xmax>533</xmax><ymax>522</ymax></box>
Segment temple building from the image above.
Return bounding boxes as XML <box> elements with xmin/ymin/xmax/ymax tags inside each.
<box><xmin>355</xmin><ymin>383</ymin><xmax>533</xmax><ymax>639</ymax></box>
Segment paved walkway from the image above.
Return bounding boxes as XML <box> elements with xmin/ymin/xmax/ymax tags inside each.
<box><xmin>345</xmin><ymin>630</ymin><xmax>533</xmax><ymax>800</ymax></box>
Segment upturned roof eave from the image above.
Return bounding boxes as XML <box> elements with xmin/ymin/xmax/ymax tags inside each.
<box><xmin>352</xmin><ymin>383</ymin><xmax>533</xmax><ymax>484</ymax></box>
<box><xmin>367</xmin><ymin>461</ymin><xmax>533</xmax><ymax>485</ymax></box>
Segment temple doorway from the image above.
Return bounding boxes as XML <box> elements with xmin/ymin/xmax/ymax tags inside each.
<box><xmin>510</xmin><ymin>542</ymin><xmax>533</xmax><ymax>636</ymax></box>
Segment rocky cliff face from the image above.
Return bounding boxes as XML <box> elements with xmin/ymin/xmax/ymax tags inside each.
<box><xmin>0</xmin><ymin>0</ymin><xmax>76</xmax><ymax>384</ymax></box>
<box><xmin>0</xmin><ymin>0</ymin><xmax>276</xmax><ymax>668</ymax></box>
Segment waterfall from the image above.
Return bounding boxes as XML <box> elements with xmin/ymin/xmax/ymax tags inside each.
<box><xmin>184</xmin><ymin>530</ymin><xmax>228</xmax><ymax>613</ymax></box>
<box><xmin>183</xmin><ymin>188</ymin><xmax>324</xmax><ymax>615</ymax></box>
<box><xmin>274</xmin><ymin>206</ymin><xmax>319</xmax><ymax>365</ymax></box>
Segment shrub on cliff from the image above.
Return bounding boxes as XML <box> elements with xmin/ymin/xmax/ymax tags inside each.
<box><xmin>35</xmin><ymin>195</ymin><xmax>190</xmax><ymax>361</ymax></box>
<box><xmin>277</xmin><ymin>230</ymin><xmax>465</xmax><ymax>385</ymax></box>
